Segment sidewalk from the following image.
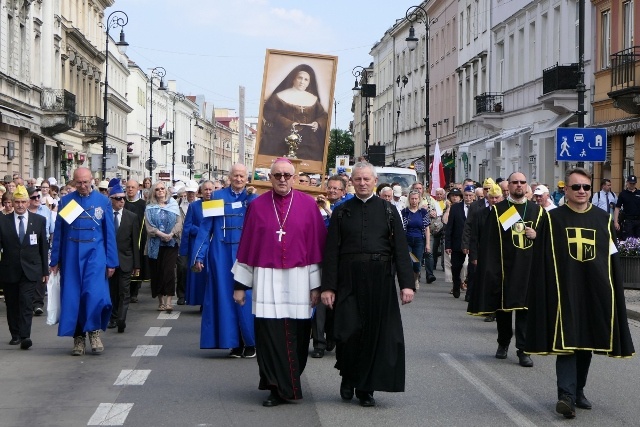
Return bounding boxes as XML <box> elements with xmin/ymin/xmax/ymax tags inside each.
<box><xmin>625</xmin><ymin>289</ymin><xmax>640</xmax><ymax>321</ymax></box>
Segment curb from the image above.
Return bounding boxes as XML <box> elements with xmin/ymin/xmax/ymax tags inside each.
<box><xmin>627</xmin><ymin>308</ymin><xmax>640</xmax><ymax>322</ymax></box>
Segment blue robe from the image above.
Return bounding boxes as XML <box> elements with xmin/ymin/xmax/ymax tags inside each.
<box><xmin>179</xmin><ymin>200</ymin><xmax>207</xmax><ymax>305</ymax></box>
<box><xmin>193</xmin><ymin>187</ymin><xmax>257</xmax><ymax>349</ymax></box>
<box><xmin>50</xmin><ymin>190</ymin><xmax>119</xmax><ymax>336</ymax></box>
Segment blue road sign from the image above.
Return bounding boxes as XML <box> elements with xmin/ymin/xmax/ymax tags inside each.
<box><xmin>556</xmin><ymin>128</ymin><xmax>607</xmax><ymax>162</ymax></box>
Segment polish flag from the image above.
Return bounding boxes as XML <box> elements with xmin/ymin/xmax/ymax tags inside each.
<box><xmin>430</xmin><ymin>139</ymin><xmax>445</xmax><ymax>196</ymax></box>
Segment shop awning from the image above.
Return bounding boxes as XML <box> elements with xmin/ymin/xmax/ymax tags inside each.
<box><xmin>484</xmin><ymin>126</ymin><xmax>532</xmax><ymax>149</ymax></box>
<box><xmin>0</xmin><ymin>107</ymin><xmax>39</xmax><ymax>133</ymax></box>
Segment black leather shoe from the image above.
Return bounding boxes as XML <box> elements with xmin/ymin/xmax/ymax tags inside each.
<box><xmin>452</xmin><ymin>291</ymin><xmax>460</xmax><ymax>298</ymax></box>
<box><xmin>556</xmin><ymin>396</ymin><xmax>576</xmax><ymax>418</ymax></box>
<box><xmin>326</xmin><ymin>340</ymin><xmax>336</xmax><ymax>352</ymax></box>
<box><xmin>357</xmin><ymin>392</ymin><xmax>376</xmax><ymax>407</ymax></box>
<box><xmin>9</xmin><ymin>338</ymin><xmax>21</xmax><ymax>345</ymax></box>
<box><xmin>311</xmin><ymin>348</ymin><xmax>324</xmax><ymax>358</ymax></box>
<box><xmin>517</xmin><ymin>350</ymin><xmax>533</xmax><ymax>367</ymax></box>
<box><xmin>340</xmin><ymin>379</ymin><xmax>354</xmax><ymax>401</ymax></box>
<box><xmin>495</xmin><ymin>345</ymin><xmax>508</xmax><ymax>359</ymax></box>
<box><xmin>262</xmin><ymin>391</ymin><xmax>285</xmax><ymax>407</ymax></box>
<box><xmin>33</xmin><ymin>307</ymin><xmax>44</xmax><ymax>316</ymax></box>
<box><xmin>427</xmin><ymin>275</ymin><xmax>436</xmax><ymax>284</ymax></box>
<box><xmin>575</xmin><ymin>392</ymin><xmax>592</xmax><ymax>410</ymax></box>
<box><xmin>130</xmin><ymin>297</ymin><xmax>138</xmax><ymax>303</ymax></box>
<box><xmin>464</xmin><ymin>294</ymin><xmax>470</xmax><ymax>302</ymax></box>
<box><xmin>20</xmin><ymin>338</ymin><xmax>32</xmax><ymax>350</ymax></box>
<box><xmin>484</xmin><ymin>314</ymin><xmax>496</xmax><ymax>322</ymax></box>
<box><xmin>107</xmin><ymin>320</ymin><xmax>117</xmax><ymax>329</ymax></box>
<box><xmin>177</xmin><ymin>298</ymin><xmax>185</xmax><ymax>305</ymax></box>
<box><xmin>117</xmin><ymin>321</ymin><xmax>126</xmax><ymax>333</ymax></box>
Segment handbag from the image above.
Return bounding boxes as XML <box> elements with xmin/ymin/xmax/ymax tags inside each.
<box><xmin>430</xmin><ymin>215</ymin><xmax>444</xmax><ymax>236</ymax></box>
<box><xmin>46</xmin><ymin>272</ymin><xmax>61</xmax><ymax>325</ymax></box>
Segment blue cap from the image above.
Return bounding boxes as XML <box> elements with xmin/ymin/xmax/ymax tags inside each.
<box><xmin>108</xmin><ymin>178</ymin><xmax>121</xmax><ymax>188</ymax></box>
<box><xmin>464</xmin><ymin>185</ymin><xmax>476</xmax><ymax>193</ymax></box>
<box><xmin>109</xmin><ymin>184</ymin><xmax>125</xmax><ymax>196</ymax></box>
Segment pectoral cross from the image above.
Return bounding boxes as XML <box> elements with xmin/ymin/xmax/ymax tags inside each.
<box><xmin>276</xmin><ymin>228</ymin><xmax>286</xmax><ymax>242</ymax></box>
<box><xmin>299</xmin><ymin>106</ymin><xmax>305</xmax><ymax>114</ymax></box>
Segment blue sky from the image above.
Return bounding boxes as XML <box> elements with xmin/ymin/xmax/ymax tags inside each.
<box><xmin>113</xmin><ymin>0</ymin><xmax>420</xmax><ymax>130</ymax></box>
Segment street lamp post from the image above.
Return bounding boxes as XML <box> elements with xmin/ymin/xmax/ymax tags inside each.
<box><xmin>393</xmin><ymin>75</ymin><xmax>408</xmax><ymax>165</ymax></box>
<box><xmin>352</xmin><ymin>65</ymin><xmax>373</xmax><ymax>159</ymax></box>
<box><xmin>188</xmin><ymin>112</ymin><xmax>199</xmax><ymax>180</ymax></box>
<box><xmin>405</xmin><ymin>5</ymin><xmax>436</xmax><ymax>185</ymax></box>
<box><xmin>171</xmin><ymin>93</ymin><xmax>185</xmax><ymax>183</ymax></box>
<box><xmin>102</xmin><ymin>10</ymin><xmax>129</xmax><ymax>179</ymax></box>
<box><xmin>148</xmin><ymin>66</ymin><xmax>167</xmax><ymax>179</ymax></box>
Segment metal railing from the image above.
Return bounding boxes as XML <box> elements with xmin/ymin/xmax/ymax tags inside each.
<box><xmin>41</xmin><ymin>89</ymin><xmax>76</xmax><ymax>112</ymax></box>
<box><xmin>611</xmin><ymin>46</ymin><xmax>640</xmax><ymax>88</ymax></box>
<box><xmin>475</xmin><ymin>92</ymin><xmax>504</xmax><ymax>115</ymax></box>
<box><xmin>542</xmin><ymin>63</ymin><xmax>580</xmax><ymax>94</ymax></box>
<box><xmin>75</xmin><ymin>116</ymin><xmax>104</xmax><ymax>135</ymax></box>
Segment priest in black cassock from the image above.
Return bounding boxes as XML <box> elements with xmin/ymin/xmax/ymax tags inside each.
<box><xmin>321</xmin><ymin>162</ymin><xmax>414</xmax><ymax>408</ymax></box>
<box><xmin>525</xmin><ymin>168</ymin><xmax>635</xmax><ymax>419</ymax></box>
<box><xmin>467</xmin><ymin>172</ymin><xmax>543</xmax><ymax>367</ymax></box>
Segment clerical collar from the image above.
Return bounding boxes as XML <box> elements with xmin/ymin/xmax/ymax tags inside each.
<box><xmin>356</xmin><ymin>193</ymin><xmax>374</xmax><ymax>203</ymax></box>
<box><xmin>273</xmin><ymin>189</ymin><xmax>292</xmax><ymax>198</ymax></box>
<box><xmin>507</xmin><ymin>196</ymin><xmax>527</xmax><ymax>204</ymax></box>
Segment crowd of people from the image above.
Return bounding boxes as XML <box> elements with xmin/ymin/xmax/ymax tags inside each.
<box><xmin>0</xmin><ymin>164</ymin><xmax>637</xmax><ymax>418</ymax></box>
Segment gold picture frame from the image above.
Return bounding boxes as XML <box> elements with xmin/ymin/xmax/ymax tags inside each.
<box><xmin>253</xmin><ymin>49</ymin><xmax>338</xmax><ymax>176</ymax></box>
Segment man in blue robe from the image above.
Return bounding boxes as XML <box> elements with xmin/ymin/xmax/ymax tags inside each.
<box><xmin>193</xmin><ymin>164</ymin><xmax>257</xmax><ymax>357</ymax></box>
<box><xmin>179</xmin><ymin>180</ymin><xmax>214</xmax><ymax>306</ymax></box>
<box><xmin>50</xmin><ymin>168</ymin><xmax>119</xmax><ymax>356</ymax></box>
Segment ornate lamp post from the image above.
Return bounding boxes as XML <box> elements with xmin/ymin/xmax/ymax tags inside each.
<box><xmin>188</xmin><ymin>112</ymin><xmax>199</xmax><ymax>180</ymax></box>
<box><xmin>393</xmin><ymin>75</ymin><xmax>408</xmax><ymax>165</ymax></box>
<box><xmin>148</xmin><ymin>66</ymin><xmax>167</xmax><ymax>179</ymax></box>
<box><xmin>352</xmin><ymin>65</ymin><xmax>373</xmax><ymax>158</ymax></box>
<box><xmin>405</xmin><ymin>5</ymin><xmax>436</xmax><ymax>184</ymax></box>
<box><xmin>102</xmin><ymin>10</ymin><xmax>129</xmax><ymax>178</ymax></box>
<box><xmin>171</xmin><ymin>93</ymin><xmax>185</xmax><ymax>183</ymax></box>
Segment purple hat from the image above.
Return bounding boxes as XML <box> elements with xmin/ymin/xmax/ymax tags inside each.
<box><xmin>109</xmin><ymin>184</ymin><xmax>125</xmax><ymax>197</ymax></box>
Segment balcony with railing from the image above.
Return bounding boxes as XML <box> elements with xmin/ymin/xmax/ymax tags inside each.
<box><xmin>40</xmin><ymin>89</ymin><xmax>77</xmax><ymax>135</ymax></box>
<box><xmin>539</xmin><ymin>63</ymin><xmax>580</xmax><ymax>115</ymax></box>
<box><xmin>75</xmin><ymin>116</ymin><xmax>104</xmax><ymax>143</ymax></box>
<box><xmin>475</xmin><ymin>93</ymin><xmax>504</xmax><ymax>115</ymax></box>
<box><xmin>608</xmin><ymin>46</ymin><xmax>640</xmax><ymax>114</ymax></box>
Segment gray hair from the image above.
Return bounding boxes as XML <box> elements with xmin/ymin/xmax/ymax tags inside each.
<box><xmin>352</xmin><ymin>161</ymin><xmax>377</xmax><ymax>178</ymax></box>
<box><xmin>380</xmin><ymin>186</ymin><xmax>393</xmax><ymax>196</ymax></box>
<box><xmin>199</xmin><ymin>180</ymin><xmax>214</xmax><ymax>191</ymax></box>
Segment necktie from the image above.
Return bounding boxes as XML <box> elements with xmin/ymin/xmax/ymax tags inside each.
<box><xmin>18</xmin><ymin>215</ymin><xmax>25</xmax><ymax>242</ymax></box>
<box><xmin>114</xmin><ymin>211</ymin><xmax>119</xmax><ymax>231</ymax></box>
<box><xmin>605</xmin><ymin>192</ymin><xmax>610</xmax><ymax>213</ymax></box>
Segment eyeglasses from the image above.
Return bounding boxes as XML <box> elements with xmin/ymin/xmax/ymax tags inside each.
<box><xmin>40</xmin><ymin>186</ymin><xmax>49</xmax><ymax>189</ymax></box>
<box><xmin>111</xmin><ymin>196</ymin><xmax>125</xmax><ymax>201</ymax></box>
<box><xmin>271</xmin><ymin>173</ymin><xmax>293</xmax><ymax>181</ymax></box>
<box><xmin>30</xmin><ymin>195</ymin><xmax>40</xmax><ymax>200</ymax></box>
<box><xmin>510</xmin><ymin>180</ymin><xmax>527</xmax><ymax>185</ymax></box>
<box><xmin>155</xmin><ymin>188</ymin><xmax>166</xmax><ymax>191</ymax></box>
<box><xmin>569</xmin><ymin>184</ymin><xmax>591</xmax><ymax>191</ymax></box>
<box><xmin>409</xmin><ymin>190</ymin><xmax>421</xmax><ymax>195</ymax></box>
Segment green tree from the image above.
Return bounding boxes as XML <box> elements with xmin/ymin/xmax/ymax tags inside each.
<box><xmin>326</xmin><ymin>128</ymin><xmax>354</xmax><ymax>173</ymax></box>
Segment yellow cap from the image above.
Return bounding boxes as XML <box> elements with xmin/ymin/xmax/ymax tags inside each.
<box><xmin>12</xmin><ymin>185</ymin><xmax>29</xmax><ymax>200</ymax></box>
<box><xmin>557</xmin><ymin>180</ymin><xmax>565</xmax><ymax>188</ymax></box>
<box><xmin>483</xmin><ymin>178</ymin><xmax>495</xmax><ymax>188</ymax></box>
<box><xmin>487</xmin><ymin>183</ymin><xmax>502</xmax><ymax>197</ymax></box>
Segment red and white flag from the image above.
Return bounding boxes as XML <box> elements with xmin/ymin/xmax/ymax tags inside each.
<box><xmin>430</xmin><ymin>139</ymin><xmax>445</xmax><ymax>196</ymax></box>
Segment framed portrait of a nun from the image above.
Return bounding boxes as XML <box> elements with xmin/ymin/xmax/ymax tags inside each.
<box><xmin>254</xmin><ymin>50</ymin><xmax>338</xmax><ymax>175</ymax></box>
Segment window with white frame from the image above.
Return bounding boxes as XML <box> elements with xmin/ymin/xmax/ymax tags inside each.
<box><xmin>601</xmin><ymin>10</ymin><xmax>611</xmax><ymax>68</ymax></box>
<box><xmin>623</xmin><ymin>0</ymin><xmax>634</xmax><ymax>50</ymax></box>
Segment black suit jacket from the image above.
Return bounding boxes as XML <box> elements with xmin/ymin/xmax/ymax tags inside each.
<box><xmin>114</xmin><ymin>209</ymin><xmax>141</xmax><ymax>273</ymax></box>
<box><xmin>445</xmin><ymin>201</ymin><xmax>467</xmax><ymax>252</ymax></box>
<box><xmin>462</xmin><ymin>198</ymin><xmax>488</xmax><ymax>253</ymax></box>
<box><xmin>0</xmin><ymin>212</ymin><xmax>49</xmax><ymax>283</ymax></box>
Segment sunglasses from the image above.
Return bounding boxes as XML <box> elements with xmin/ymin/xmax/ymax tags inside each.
<box><xmin>510</xmin><ymin>180</ymin><xmax>527</xmax><ymax>185</ymax></box>
<box><xmin>30</xmin><ymin>195</ymin><xmax>40</xmax><ymax>200</ymax></box>
<box><xmin>569</xmin><ymin>184</ymin><xmax>591</xmax><ymax>191</ymax></box>
<box><xmin>111</xmin><ymin>196</ymin><xmax>125</xmax><ymax>201</ymax></box>
<box><xmin>272</xmin><ymin>173</ymin><xmax>293</xmax><ymax>181</ymax></box>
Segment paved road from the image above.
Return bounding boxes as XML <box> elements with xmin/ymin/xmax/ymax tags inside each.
<box><xmin>1</xmin><ymin>269</ymin><xmax>639</xmax><ymax>426</ymax></box>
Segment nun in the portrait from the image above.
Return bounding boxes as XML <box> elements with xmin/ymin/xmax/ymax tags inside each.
<box><xmin>260</xmin><ymin>64</ymin><xmax>328</xmax><ymax>162</ymax></box>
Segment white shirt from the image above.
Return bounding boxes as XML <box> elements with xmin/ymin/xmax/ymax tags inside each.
<box><xmin>592</xmin><ymin>190</ymin><xmax>617</xmax><ymax>213</ymax></box>
<box><xmin>113</xmin><ymin>209</ymin><xmax>122</xmax><ymax>228</ymax></box>
<box><xmin>14</xmin><ymin>211</ymin><xmax>29</xmax><ymax>236</ymax></box>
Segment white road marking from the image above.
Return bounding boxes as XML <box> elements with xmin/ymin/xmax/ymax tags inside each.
<box><xmin>464</xmin><ymin>354</ymin><xmax>564</xmax><ymax>426</ymax></box>
<box><xmin>145</xmin><ymin>327</ymin><xmax>172</xmax><ymax>336</ymax></box>
<box><xmin>131</xmin><ymin>345</ymin><xmax>162</xmax><ymax>357</ymax></box>
<box><xmin>440</xmin><ymin>353</ymin><xmax>537</xmax><ymax>427</ymax></box>
<box><xmin>158</xmin><ymin>311</ymin><xmax>180</xmax><ymax>320</ymax></box>
<box><xmin>87</xmin><ymin>403</ymin><xmax>133</xmax><ymax>425</ymax></box>
<box><xmin>114</xmin><ymin>370</ymin><xmax>152</xmax><ymax>386</ymax></box>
